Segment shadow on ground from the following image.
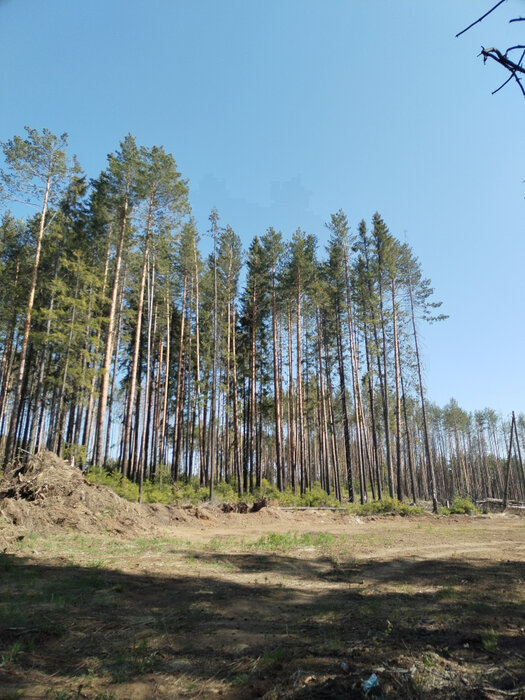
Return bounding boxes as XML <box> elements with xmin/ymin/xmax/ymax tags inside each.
<box><xmin>0</xmin><ymin>549</ymin><xmax>524</xmax><ymax>698</ymax></box>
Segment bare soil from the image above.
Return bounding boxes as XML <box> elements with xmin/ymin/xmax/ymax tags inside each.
<box><xmin>0</xmin><ymin>453</ymin><xmax>524</xmax><ymax>699</ymax></box>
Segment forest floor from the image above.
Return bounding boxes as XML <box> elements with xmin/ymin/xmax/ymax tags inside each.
<box><xmin>0</xmin><ymin>454</ymin><xmax>524</xmax><ymax>699</ymax></box>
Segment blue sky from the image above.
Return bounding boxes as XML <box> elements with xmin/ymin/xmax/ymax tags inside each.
<box><xmin>1</xmin><ymin>0</ymin><xmax>524</xmax><ymax>416</ymax></box>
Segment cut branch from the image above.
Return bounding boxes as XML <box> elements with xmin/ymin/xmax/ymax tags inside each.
<box><xmin>481</xmin><ymin>47</ymin><xmax>525</xmax><ymax>95</ymax></box>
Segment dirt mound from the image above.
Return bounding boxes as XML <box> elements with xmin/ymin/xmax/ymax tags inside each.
<box><xmin>0</xmin><ymin>452</ymin><xmax>151</xmax><ymax>544</ymax></box>
<box><xmin>0</xmin><ymin>451</ymin><xmax>354</xmax><ymax>550</ymax></box>
<box><xmin>0</xmin><ymin>451</ymin><xmax>206</xmax><ymax>549</ymax></box>
<box><xmin>0</xmin><ymin>451</ymin><xmax>267</xmax><ymax>549</ymax></box>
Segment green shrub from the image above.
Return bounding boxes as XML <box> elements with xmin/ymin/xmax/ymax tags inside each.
<box><xmin>86</xmin><ymin>467</ymin><xmax>139</xmax><ymax>502</ymax></box>
<box><xmin>349</xmin><ymin>497</ymin><xmax>422</xmax><ymax>516</ymax></box>
<box><xmin>213</xmin><ymin>479</ymin><xmax>240</xmax><ymax>502</ymax></box>
<box><xmin>439</xmin><ymin>495</ymin><xmax>480</xmax><ymax>515</ymax></box>
<box><xmin>63</xmin><ymin>443</ymin><xmax>87</xmax><ymax>467</ymax></box>
<box><xmin>88</xmin><ymin>467</ymin><xmax>424</xmax><ymax>513</ymax></box>
<box><xmin>140</xmin><ymin>480</ymin><xmax>174</xmax><ymax>504</ymax></box>
<box><xmin>301</xmin><ymin>482</ymin><xmax>341</xmax><ymax>507</ymax></box>
<box><xmin>251</xmin><ymin>478</ymin><xmax>281</xmax><ymax>502</ymax></box>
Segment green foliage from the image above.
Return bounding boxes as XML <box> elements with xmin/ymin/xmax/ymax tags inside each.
<box><xmin>1</xmin><ymin>127</ymin><xmax>70</xmax><ymax>208</ymax></box>
<box><xmin>0</xmin><ymin>640</ymin><xmax>23</xmax><ymax>668</ymax></box>
<box><xmin>439</xmin><ymin>495</ymin><xmax>481</xmax><ymax>515</ymax></box>
<box><xmin>251</xmin><ymin>479</ymin><xmax>342</xmax><ymax>508</ymax></box>
<box><xmin>250</xmin><ymin>531</ymin><xmax>337</xmax><ymax>552</ymax></box>
<box><xmin>262</xmin><ymin>646</ymin><xmax>286</xmax><ymax>666</ymax></box>
<box><xmin>62</xmin><ymin>443</ymin><xmax>87</xmax><ymax>467</ymax></box>
<box><xmin>212</xmin><ymin>479</ymin><xmax>240</xmax><ymax>502</ymax></box>
<box><xmin>302</xmin><ymin>482</ymin><xmax>342</xmax><ymax>507</ymax></box>
<box><xmin>85</xmin><ymin>469</ymin><xmax>482</xmax><ymax>517</ymax></box>
<box><xmin>86</xmin><ymin>469</ymin><xmax>347</xmax><ymax>508</ymax></box>
<box><xmin>350</xmin><ymin>497</ymin><xmax>423</xmax><ymax>516</ymax></box>
<box><xmin>481</xmin><ymin>627</ymin><xmax>498</xmax><ymax>651</ymax></box>
<box><xmin>86</xmin><ymin>467</ymin><xmax>140</xmax><ymax>501</ymax></box>
<box><xmin>140</xmin><ymin>480</ymin><xmax>177</xmax><ymax>505</ymax></box>
<box><xmin>171</xmin><ymin>478</ymin><xmax>210</xmax><ymax>504</ymax></box>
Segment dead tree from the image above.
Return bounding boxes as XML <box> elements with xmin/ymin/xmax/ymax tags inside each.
<box><xmin>457</xmin><ymin>0</ymin><xmax>525</xmax><ymax>96</ymax></box>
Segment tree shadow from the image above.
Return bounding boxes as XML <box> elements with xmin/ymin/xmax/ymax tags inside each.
<box><xmin>0</xmin><ymin>549</ymin><xmax>524</xmax><ymax>698</ymax></box>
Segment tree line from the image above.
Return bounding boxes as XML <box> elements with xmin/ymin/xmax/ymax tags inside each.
<box><xmin>1</xmin><ymin>127</ymin><xmax>524</xmax><ymax>508</ymax></box>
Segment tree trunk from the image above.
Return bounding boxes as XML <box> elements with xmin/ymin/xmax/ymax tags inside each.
<box><xmin>94</xmin><ymin>195</ymin><xmax>129</xmax><ymax>466</ymax></box>
<box><xmin>4</xmin><ymin>176</ymin><xmax>51</xmax><ymax>464</ymax></box>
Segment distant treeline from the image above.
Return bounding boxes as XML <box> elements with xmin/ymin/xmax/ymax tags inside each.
<box><xmin>1</xmin><ymin>128</ymin><xmax>524</xmax><ymax>508</ymax></box>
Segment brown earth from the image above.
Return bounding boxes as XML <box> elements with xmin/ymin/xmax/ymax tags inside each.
<box><xmin>0</xmin><ymin>452</ymin><xmax>524</xmax><ymax>699</ymax></box>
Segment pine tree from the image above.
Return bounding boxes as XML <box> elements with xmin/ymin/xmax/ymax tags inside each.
<box><xmin>1</xmin><ymin>128</ymin><xmax>74</xmax><ymax>464</ymax></box>
<box><xmin>260</xmin><ymin>228</ymin><xmax>286</xmax><ymax>490</ymax></box>
<box><xmin>93</xmin><ymin>134</ymin><xmax>141</xmax><ymax>467</ymax></box>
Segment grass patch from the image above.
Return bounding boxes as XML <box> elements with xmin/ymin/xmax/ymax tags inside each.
<box><xmin>481</xmin><ymin>627</ymin><xmax>498</xmax><ymax>651</ymax></box>
<box><xmin>249</xmin><ymin>531</ymin><xmax>339</xmax><ymax>552</ymax></box>
<box><xmin>437</xmin><ymin>586</ymin><xmax>457</xmax><ymax>600</ymax></box>
<box><xmin>262</xmin><ymin>646</ymin><xmax>286</xmax><ymax>666</ymax></box>
<box><xmin>205</xmin><ymin>536</ymin><xmax>244</xmax><ymax>551</ymax></box>
<box><xmin>0</xmin><ymin>640</ymin><xmax>24</xmax><ymax>668</ymax></box>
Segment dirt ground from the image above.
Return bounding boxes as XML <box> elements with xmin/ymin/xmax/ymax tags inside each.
<box><xmin>0</xmin><ymin>454</ymin><xmax>524</xmax><ymax>699</ymax></box>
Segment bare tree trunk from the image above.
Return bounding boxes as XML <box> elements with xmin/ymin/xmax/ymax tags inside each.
<box><xmin>391</xmin><ymin>281</ymin><xmax>403</xmax><ymax>501</ymax></box>
<box><xmin>82</xmin><ymin>225</ymin><xmax>112</xmax><ymax>457</ymax></box>
<box><xmin>271</xmin><ymin>278</ymin><xmax>284</xmax><ymax>491</ymax></box>
<box><xmin>94</xmin><ymin>195</ymin><xmax>129</xmax><ymax>466</ymax></box>
<box><xmin>296</xmin><ymin>275</ymin><xmax>306</xmax><ymax>495</ymax></box>
<box><xmin>138</xmin><ymin>263</ymin><xmax>155</xmax><ymax>501</ymax></box>
<box><xmin>4</xmin><ymin>177</ymin><xmax>51</xmax><ymax>464</ymax></box>
<box><xmin>408</xmin><ymin>278</ymin><xmax>438</xmax><ymax>512</ymax></box>
<box><xmin>248</xmin><ymin>280</ymin><xmax>258</xmax><ymax>493</ymax></box>
<box><xmin>231</xmin><ymin>301</ymin><xmax>242</xmax><ymax>495</ymax></box>
<box><xmin>172</xmin><ymin>277</ymin><xmax>187</xmax><ymax>480</ymax></box>
<box><xmin>122</xmin><ymin>201</ymin><xmax>153</xmax><ymax>477</ymax></box>
<box><xmin>287</xmin><ymin>305</ymin><xmax>296</xmax><ymax>493</ymax></box>
<box><xmin>159</xmin><ymin>292</ymin><xmax>171</xmax><ymax>468</ymax></box>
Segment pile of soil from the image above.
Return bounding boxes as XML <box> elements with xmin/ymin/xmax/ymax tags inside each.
<box><xmin>0</xmin><ymin>451</ymin><xmax>348</xmax><ymax>550</ymax></box>
<box><xmin>0</xmin><ymin>451</ymin><xmax>220</xmax><ymax>547</ymax></box>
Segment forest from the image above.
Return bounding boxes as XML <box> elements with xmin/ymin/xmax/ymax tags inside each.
<box><xmin>1</xmin><ymin>127</ymin><xmax>524</xmax><ymax>510</ymax></box>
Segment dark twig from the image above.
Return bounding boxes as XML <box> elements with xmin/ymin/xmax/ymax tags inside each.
<box><xmin>456</xmin><ymin>0</ymin><xmax>507</xmax><ymax>38</ymax></box>
<box><xmin>492</xmin><ymin>73</ymin><xmax>515</xmax><ymax>93</ymax></box>
<box><xmin>509</xmin><ymin>17</ymin><xmax>525</xmax><ymax>23</ymax></box>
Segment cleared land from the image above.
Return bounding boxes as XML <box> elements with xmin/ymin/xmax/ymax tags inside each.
<box><xmin>0</xmin><ymin>456</ymin><xmax>524</xmax><ymax>699</ymax></box>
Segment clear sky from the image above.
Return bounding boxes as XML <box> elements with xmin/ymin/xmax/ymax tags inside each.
<box><xmin>1</xmin><ymin>0</ymin><xmax>524</xmax><ymax>417</ymax></box>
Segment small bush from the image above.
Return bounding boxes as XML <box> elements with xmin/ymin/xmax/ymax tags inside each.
<box><xmin>213</xmin><ymin>479</ymin><xmax>240</xmax><ymax>502</ymax></box>
<box><xmin>440</xmin><ymin>495</ymin><xmax>480</xmax><ymax>515</ymax></box>
<box><xmin>349</xmin><ymin>497</ymin><xmax>422</xmax><ymax>516</ymax></box>
<box><xmin>251</xmin><ymin>478</ymin><xmax>281</xmax><ymax>502</ymax></box>
<box><xmin>63</xmin><ymin>443</ymin><xmax>87</xmax><ymax>468</ymax></box>
<box><xmin>86</xmin><ymin>467</ymin><xmax>139</xmax><ymax>502</ymax></box>
<box><xmin>141</xmin><ymin>480</ymin><xmax>174</xmax><ymax>504</ymax></box>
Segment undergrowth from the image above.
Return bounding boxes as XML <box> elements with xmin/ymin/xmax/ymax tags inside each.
<box><xmin>85</xmin><ymin>469</ymin><xmax>461</xmax><ymax>516</ymax></box>
<box><xmin>349</xmin><ymin>496</ymin><xmax>423</xmax><ymax>516</ymax></box>
<box><xmin>86</xmin><ymin>469</ymin><xmax>413</xmax><ymax>512</ymax></box>
<box><xmin>439</xmin><ymin>495</ymin><xmax>481</xmax><ymax>515</ymax></box>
